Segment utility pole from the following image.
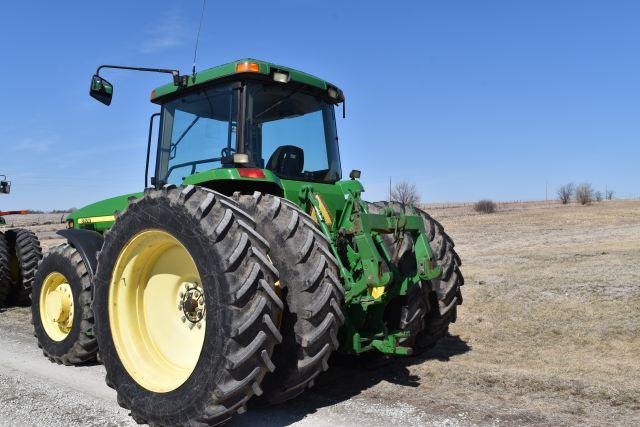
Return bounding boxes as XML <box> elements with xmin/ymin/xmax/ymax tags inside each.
<box><xmin>389</xmin><ymin>177</ymin><xmax>392</xmax><ymax>202</ymax></box>
<box><xmin>545</xmin><ymin>181</ymin><xmax>548</xmax><ymax>204</ymax></box>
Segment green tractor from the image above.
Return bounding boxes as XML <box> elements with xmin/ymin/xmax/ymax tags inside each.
<box><xmin>0</xmin><ymin>175</ymin><xmax>43</xmax><ymax>307</ymax></box>
<box><xmin>32</xmin><ymin>59</ymin><xmax>463</xmax><ymax>425</ymax></box>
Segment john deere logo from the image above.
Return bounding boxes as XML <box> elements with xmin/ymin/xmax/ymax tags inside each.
<box><xmin>78</xmin><ymin>215</ymin><xmax>115</xmax><ymax>224</ymax></box>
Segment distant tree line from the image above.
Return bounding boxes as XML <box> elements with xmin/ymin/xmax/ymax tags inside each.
<box><xmin>389</xmin><ymin>178</ymin><xmax>617</xmax><ymax>215</ymax></box>
<box><xmin>24</xmin><ymin>208</ymin><xmax>77</xmax><ymax>214</ymax></box>
<box><xmin>557</xmin><ymin>182</ymin><xmax>614</xmax><ymax>205</ymax></box>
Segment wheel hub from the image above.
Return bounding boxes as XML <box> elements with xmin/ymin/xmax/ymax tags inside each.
<box><xmin>179</xmin><ymin>282</ymin><xmax>205</xmax><ymax>328</ymax></box>
<box><xmin>46</xmin><ymin>288</ymin><xmax>72</xmax><ymax>323</ymax></box>
<box><xmin>40</xmin><ymin>273</ymin><xmax>74</xmax><ymax>341</ymax></box>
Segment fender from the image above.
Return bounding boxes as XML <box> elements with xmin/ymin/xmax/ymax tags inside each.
<box><xmin>56</xmin><ymin>229</ymin><xmax>104</xmax><ymax>277</ymax></box>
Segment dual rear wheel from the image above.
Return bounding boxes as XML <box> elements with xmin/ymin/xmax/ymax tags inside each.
<box><xmin>33</xmin><ymin>187</ymin><xmax>344</xmax><ymax>424</ymax></box>
<box><xmin>7</xmin><ymin>229</ymin><xmax>43</xmax><ymax>305</ymax></box>
<box><xmin>0</xmin><ymin>228</ymin><xmax>42</xmax><ymax>307</ymax></box>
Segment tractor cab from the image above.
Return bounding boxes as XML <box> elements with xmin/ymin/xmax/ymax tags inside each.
<box><xmin>90</xmin><ymin>59</ymin><xmax>345</xmax><ymax>195</ymax></box>
<box><xmin>0</xmin><ymin>176</ymin><xmax>10</xmax><ymax>194</ymax></box>
<box><xmin>150</xmin><ymin>60</ymin><xmax>345</xmax><ymax>195</ymax></box>
<box><xmin>154</xmin><ymin>72</ymin><xmax>343</xmax><ymax>189</ymax></box>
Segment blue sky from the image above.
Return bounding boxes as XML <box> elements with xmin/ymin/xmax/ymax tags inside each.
<box><xmin>0</xmin><ymin>1</ymin><xmax>638</xmax><ymax>210</ymax></box>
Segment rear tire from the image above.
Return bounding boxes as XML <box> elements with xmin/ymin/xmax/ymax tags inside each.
<box><xmin>94</xmin><ymin>185</ymin><xmax>283</xmax><ymax>426</ymax></box>
<box><xmin>236</xmin><ymin>192</ymin><xmax>344</xmax><ymax>405</ymax></box>
<box><xmin>0</xmin><ymin>232</ymin><xmax>12</xmax><ymax>307</ymax></box>
<box><xmin>31</xmin><ymin>244</ymin><xmax>98</xmax><ymax>365</ymax></box>
<box><xmin>367</xmin><ymin>201</ymin><xmax>464</xmax><ymax>352</ymax></box>
<box><xmin>6</xmin><ymin>228</ymin><xmax>42</xmax><ymax>305</ymax></box>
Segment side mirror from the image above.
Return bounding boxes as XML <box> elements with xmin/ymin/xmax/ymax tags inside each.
<box><xmin>349</xmin><ymin>169</ymin><xmax>361</xmax><ymax>180</ymax></box>
<box><xmin>90</xmin><ymin>74</ymin><xmax>113</xmax><ymax>105</ymax></box>
<box><xmin>0</xmin><ymin>180</ymin><xmax>10</xmax><ymax>194</ymax></box>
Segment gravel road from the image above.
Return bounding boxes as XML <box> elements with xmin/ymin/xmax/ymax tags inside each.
<box><xmin>0</xmin><ymin>307</ymin><xmax>464</xmax><ymax>427</ymax></box>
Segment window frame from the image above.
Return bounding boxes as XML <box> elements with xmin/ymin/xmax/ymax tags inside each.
<box><xmin>155</xmin><ymin>82</ymin><xmax>242</xmax><ymax>185</ymax></box>
<box><xmin>153</xmin><ymin>78</ymin><xmax>342</xmax><ymax>186</ymax></box>
<box><xmin>243</xmin><ymin>81</ymin><xmax>342</xmax><ymax>183</ymax></box>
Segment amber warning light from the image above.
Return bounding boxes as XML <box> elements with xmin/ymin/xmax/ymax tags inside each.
<box><xmin>236</xmin><ymin>62</ymin><xmax>260</xmax><ymax>73</ymax></box>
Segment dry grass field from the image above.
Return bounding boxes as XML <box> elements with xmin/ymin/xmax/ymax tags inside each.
<box><xmin>439</xmin><ymin>199</ymin><xmax>640</xmax><ymax>424</ymax></box>
<box><xmin>304</xmin><ymin>199</ymin><xmax>640</xmax><ymax>426</ymax></box>
<box><xmin>0</xmin><ymin>200</ymin><xmax>638</xmax><ymax>426</ymax></box>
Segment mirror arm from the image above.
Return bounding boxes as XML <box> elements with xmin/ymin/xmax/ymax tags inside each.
<box><xmin>95</xmin><ymin>65</ymin><xmax>189</xmax><ymax>87</ymax></box>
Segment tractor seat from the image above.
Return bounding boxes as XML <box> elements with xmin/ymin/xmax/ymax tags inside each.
<box><xmin>266</xmin><ymin>145</ymin><xmax>304</xmax><ymax>178</ymax></box>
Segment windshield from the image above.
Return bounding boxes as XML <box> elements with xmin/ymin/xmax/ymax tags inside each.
<box><xmin>157</xmin><ymin>83</ymin><xmax>239</xmax><ymax>185</ymax></box>
<box><xmin>156</xmin><ymin>80</ymin><xmax>341</xmax><ymax>185</ymax></box>
<box><xmin>244</xmin><ymin>82</ymin><xmax>341</xmax><ymax>182</ymax></box>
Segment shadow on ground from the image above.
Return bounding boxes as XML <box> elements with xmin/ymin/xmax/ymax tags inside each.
<box><xmin>0</xmin><ymin>300</ymin><xmax>30</xmax><ymax>313</ymax></box>
<box><xmin>232</xmin><ymin>334</ymin><xmax>470</xmax><ymax>426</ymax></box>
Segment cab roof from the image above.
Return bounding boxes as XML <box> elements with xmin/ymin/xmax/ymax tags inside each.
<box><xmin>150</xmin><ymin>58</ymin><xmax>344</xmax><ymax>104</ymax></box>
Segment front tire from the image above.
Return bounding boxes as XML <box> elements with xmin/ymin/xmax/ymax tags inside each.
<box><xmin>31</xmin><ymin>244</ymin><xmax>97</xmax><ymax>364</ymax></box>
<box><xmin>94</xmin><ymin>185</ymin><xmax>283</xmax><ymax>426</ymax></box>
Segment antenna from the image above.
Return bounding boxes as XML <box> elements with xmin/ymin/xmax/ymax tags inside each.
<box><xmin>192</xmin><ymin>0</ymin><xmax>207</xmax><ymax>80</ymax></box>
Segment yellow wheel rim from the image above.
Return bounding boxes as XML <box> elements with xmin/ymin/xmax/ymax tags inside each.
<box><xmin>39</xmin><ymin>272</ymin><xmax>75</xmax><ymax>341</ymax></box>
<box><xmin>109</xmin><ymin>230</ymin><xmax>205</xmax><ymax>393</ymax></box>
